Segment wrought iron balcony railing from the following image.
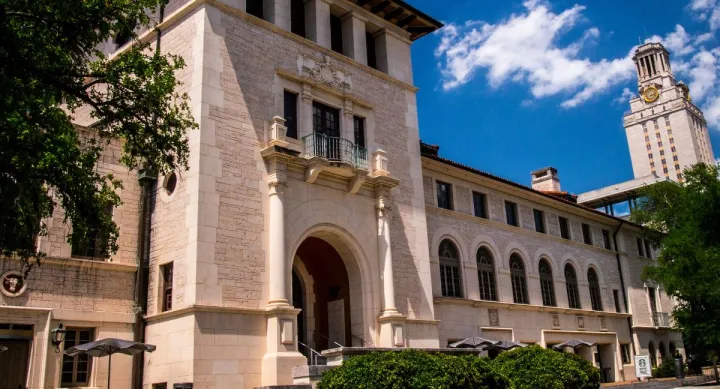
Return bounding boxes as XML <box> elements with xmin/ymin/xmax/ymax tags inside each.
<box><xmin>652</xmin><ymin>312</ymin><xmax>671</xmax><ymax>328</ymax></box>
<box><xmin>303</xmin><ymin>133</ymin><xmax>368</xmax><ymax>170</ymax></box>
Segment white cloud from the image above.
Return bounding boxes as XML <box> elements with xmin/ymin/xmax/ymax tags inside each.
<box><xmin>688</xmin><ymin>50</ymin><xmax>717</xmax><ymax>101</ymax></box>
<box><xmin>434</xmin><ymin>1</ymin><xmax>636</xmax><ymax>108</ymax></box>
<box><xmin>690</xmin><ymin>0</ymin><xmax>720</xmax><ymax>30</ymax></box>
<box><xmin>645</xmin><ymin>25</ymin><xmax>695</xmax><ymax>56</ymax></box>
<box><xmin>614</xmin><ymin>88</ymin><xmax>636</xmax><ymax>105</ymax></box>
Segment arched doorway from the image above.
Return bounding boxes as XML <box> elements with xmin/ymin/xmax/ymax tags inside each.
<box><xmin>293</xmin><ymin>237</ymin><xmax>353</xmax><ymax>352</ymax></box>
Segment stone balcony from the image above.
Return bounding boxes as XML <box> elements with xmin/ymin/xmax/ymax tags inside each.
<box><xmin>302</xmin><ymin>133</ymin><xmax>368</xmax><ymax>170</ymax></box>
<box><xmin>652</xmin><ymin>312</ymin><xmax>671</xmax><ymax>328</ymax></box>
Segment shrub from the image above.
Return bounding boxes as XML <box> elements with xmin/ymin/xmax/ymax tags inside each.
<box><xmin>652</xmin><ymin>357</ymin><xmax>677</xmax><ymax>378</ymax></box>
<box><xmin>317</xmin><ymin>349</ymin><xmax>509</xmax><ymax>389</ymax></box>
<box><xmin>491</xmin><ymin>346</ymin><xmax>601</xmax><ymax>389</ymax></box>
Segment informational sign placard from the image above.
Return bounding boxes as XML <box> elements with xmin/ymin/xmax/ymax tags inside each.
<box><xmin>635</xmin><ymin>355</ymin><xmax>652</xmax><ymax>379</ymax></box>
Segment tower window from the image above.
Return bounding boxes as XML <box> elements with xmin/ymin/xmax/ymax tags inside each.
<box><xmin>366</xmin><ymin>31</ymin><xmax>377</xmax><ymax>69</ymax></box>
<box><xmin>161</xmin><ymin>262</ymin><xmax>174</xmax><ymax>312</ymax></box>
<box><xmin>283</xmin><ymin>91</ymin><xmax>298</xmax><ymax>139</ymax></box>
<box><xmin>559</xmin><ymin>217</ymin><xmax>570</xmax><ymax>240</ymax></box>
<box><xmin>330</xmin><ymin>14</ymin><xmax>343</xmax><ymax>54</ymax></box>
<box><xmin>246</xmin><ymin>0</ymin><xmax>263</xmax><ymax>19</ymax></box>
<box><xmin>290</xmin><ymin>0</ymin><xmax>306</xmax><ymax>38</ymax></box>
<box><xmin>353</xmin><ymin>116</ymin><xmax>365</xmax><ymax>148</ymax></box>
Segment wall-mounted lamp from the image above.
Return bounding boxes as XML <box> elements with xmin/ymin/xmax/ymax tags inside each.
<box><xmin>51</xmin><ymin>322</ymin><xmax>67</xmax><ymax>353</ymax></box>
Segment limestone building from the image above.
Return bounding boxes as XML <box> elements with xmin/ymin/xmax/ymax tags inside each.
<box><xmin>624</xmin><ymin>43</ymin><xmax>715</xmax><ymax>181</ymax></box>
<box><xmin>0</xmin><ymin>1</ymin><xmax>685</xmax><ymax>388</ymax></box>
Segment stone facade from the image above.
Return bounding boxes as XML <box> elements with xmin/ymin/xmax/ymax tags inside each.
<box><xmin>0</xmin><ymin>2</ymin><xmax>685</xmax><ymax>389</ymax></box>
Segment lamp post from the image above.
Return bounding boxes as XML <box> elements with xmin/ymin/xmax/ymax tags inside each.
<box><xmin>51</xmin><ymin>322</ymin><xmax>67</xmax><ymax>353</ymax></box>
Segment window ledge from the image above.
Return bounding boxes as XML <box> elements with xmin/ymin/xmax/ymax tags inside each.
<box><xmin>434</xmin><ymin>297</ymin><xmax>632</xmax><ymax>318</ymax></box>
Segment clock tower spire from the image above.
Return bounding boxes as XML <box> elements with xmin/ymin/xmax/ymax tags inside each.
<box><xmin>623</xmin><ymin>42</ymin><xmax>715</xmax><ymax>181</ymax></box>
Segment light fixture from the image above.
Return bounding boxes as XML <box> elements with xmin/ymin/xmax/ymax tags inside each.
<box><xmin>51</xmin><ymin>322</ymin><xmax>67</xmax><ymax>353</ymax></box>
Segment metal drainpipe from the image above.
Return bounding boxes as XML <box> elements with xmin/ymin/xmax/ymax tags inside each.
<box><xmin>612</xmin><ymin>220</ymin><xmax>637</xmax><ymax>356</ymax></box>
<box><xmin>132</xmin><ymin>4</ymin><xmax>165</xmax><ymax>388</ymax></box>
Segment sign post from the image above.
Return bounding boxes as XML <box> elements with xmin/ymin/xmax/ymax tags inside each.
<box><xmin>635</xmin><ymin>355</ymin><xmax>652</xmax><ymax>381</ymax></box>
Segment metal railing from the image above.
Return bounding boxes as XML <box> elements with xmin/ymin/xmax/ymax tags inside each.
<box><xmin>653</xmin><ymin>312</ymin><xmax>671</xmax><ymax>327</ymax></box>
<box><xmin>298</xmin><ymin>341</ymin><xmax>327</xmax><ymax>366</ymax></box>
<box><xmin>303</xmin><ymin>133</ymin><xmax>368</xmax><ymax>170</ymax></box>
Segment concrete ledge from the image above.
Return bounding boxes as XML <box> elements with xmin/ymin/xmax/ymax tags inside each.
<box><xmin>292</xmin><ymin>365</ymin><xmax>335</xmax><ymax>378</ymax></box>
<box><xmin>254</xmin><ymin>386</ymin><xmax>312</xmax><ymax>389</ymax></box>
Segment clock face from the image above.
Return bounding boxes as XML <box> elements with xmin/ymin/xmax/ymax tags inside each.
<box><xmin>643</xmin><ymin>86</ymin><xmax>659</xmax><ymax>103</ymax></box>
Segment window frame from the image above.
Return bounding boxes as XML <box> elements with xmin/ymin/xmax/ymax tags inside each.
<box><xmin>71</xmin><ymin>204</ymin><xmax>114</xmax><ymax>260</ymax></box>
<box><xmin>621</xmin><ymin>344</ymin><xmax>631</xmax><ymax>365</ymax></box>
<box><xmin>588</xmin><ymin>268</ymin><xmax>603</xmax><ymax>311</ymax></box>
<box><xmin>61</xmin><ymin>328</ymin><xmax>95</xmax><ymax>387</ymax></box>
<box><xmin>472</xmin><ymin>191</ymin><xmax>488</xmax><ymax>219</ymax></box>
<box><xmin>565</xmin><ymin>264</ymin><xmax>581</xmax><ymax>309</ymax></box>
<box><xmin>439</xmin><ymin>240</ymin><xmax>462</xmax><ymax>298</ymax></box>
<box><xmin>510</xmin><ymin>254</ymin><xmax>529</xmax><ymax>304</ymax></box>
<box><xmin>533</xmin><ymin>209</ymin><xmax>546</xmax><ymax>234</ymax></box>
<box><xmin>581</xmin><ymin>223</ymin><xmax>593</xmax><ymax>245</ymax></box>
<box><xmin>613</xmin><ymin>289</ymin><xmax>623</xmax><ymax>312</ymax></box>
<box><xmin>283</xmin><ymin>90</ymin><xmax>298</xmax><ymax>139</ymax></box>
<box><xmin>602</xmin><ymin>229</ymin><xmax>612</xmax><ymax>250</ymax></box>
<box><xmin>436</xmin><ymin>181</ymin><xmax>453</xmax><ymax>211</ymax></box>
<box><xmin>644</xmin><ymin>240</ymin><xmax>652</xmax><ymax>259</ymax></box>
<box><xmin>161</xmin><ymin>262</ymin><xmax>174</xmax><ymax>312</ymax></box>
<box><xmin>505</xmin><ymin>201</ymin><xmax>519</xmax><ymax>227</ymax></box>
<box><xmin>476</xmin><ymin>247</ymin><xmax>497</xmax><ymax>301</ymax></box>
<box><xmin>539</xmin><ymin>259</ymin><xmax>556</xmax><ymax>307</ymax></box>
<box><xmin>353</xmin><ymin>115</ymin><xmax>366</xmax><ymax>148</ymax></box>
<box><xmin>558</xmin><ymin>217</ymin><xmax>571</xmax><ymax>240</ymax></box>
<box><xmin>636</xmin><ymin>238</ymin><xmax>645</xmax><ymax>257</ymax></box>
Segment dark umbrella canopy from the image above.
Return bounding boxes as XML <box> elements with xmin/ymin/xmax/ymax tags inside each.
<box><xmin>553</xmin><ymin>339</ymin><xmax>595</xmax><ymax>350</ymax></box>
<box><xmin>492</xmin><ymin>340</ymin><xmax>528</xmax><ymax>351</ymax></box>
<box><xmin>64</xmin><ymin>338</ymin><xmax>156</xmax><ymax>357</ymax></box>
<box><xmin>448</xmin><ymin>337</ymin><xmax>499</xmax><ymax>349</ymax></box>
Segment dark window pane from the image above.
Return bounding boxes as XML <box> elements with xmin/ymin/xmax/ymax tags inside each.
<box><xmin>644</xmin><ymin>240</ymin><xmax>652</xmax><ymax>259</ymax></box>
<box><xmin>539</xmin><ymin>260</ymin><xmax>555</xmax><ymax>306</ymax></box>
<box><xmin>533</xmin><ymin>209</ymin><xmax>545</xmax><ymax>233</ymax></box>
<box><xmin>290</xmin><ymin>0</ymin><xmax>306</xmax><ymax>37</ymax></box>
<box><xmin>283</xmin><ymin>91</ymin><xmax>298</xmax><ymax>139</ymax></box>
<box><xmin>436</xmin><ymin>181</ymin><xmax>453</xmax><ymax>210</ymax></box>
<box><xmin>473</xmin><ymin>192</ymin><xmax>487</xmax><ymax>219</ymax></box>
<box><xmin>613</xmin><ymin>289</ymin><xmax>622</xmax><ymax>312</ymax></box>
<box><xmin>505</xmin><ymin>201</ymin><xmax>518</xmax><ymax>227</ymax></box>
<box><xmin>330</xmin><ymin>14</ymin><xmax>343</xmax><ymax>54</ymax></box>
<box><xmin>565</xmin><ymin>265</ymin><xmax>581</xmax><ymax>309</ymax></box>
<box><xmin>366</xmin><ymin>31</ymin><xmax>377</xmax><ymax>69</ymax></box>
<box><xmin>162</xmin><ymin>262</ymin><xmax>174</xmax><ymax>312</ymax></box>
<box><xmin>353</xmin><ymin>116</ymin><xmax>365</xmax><ymax>148</ymax></box>
<box><xmin>510</xmin><ymin>254</ymin><xmax>528</xmax><ymax>304</ymax></box>
<box><xmin>602</xmin><ymin>230</ymin><xmax>612</xmax><ymax>250</ymax></box>
<box><xmin>312</xmin><ymin>102</ymin><xmax>339</xmax><ymax>137</ymax></box>
<box><xmin>476</xmin><ymin>247</ymin><xmax>496</xmax><ymax>301</ymax></box>
<box><xmin>246</xmin><ymin>0</ymin><xmax>263</xmax><ymax>19</ymax></box>
<box><xmin>636</xmin><ymin>238</ymin><xmax>645</xmax><ymax>257</ymax></box>
<box><xmin>582</xmin><ymin>223</ymin><xmax>592</xmax><ymax>245</ymax></box>
<box><xmin>588</xmin><ymin>269</ymin><xmax>603</xmax><ymax>311</ymax></box>
<box><xmin>559</xmin><ymin>217</ymin><xmax>570</xmax><ymax>239</ymax></box>
<box><xmin>439</xmin><ymin>240</ymin><xmax>462</xmax><ymax>298</ymax></box>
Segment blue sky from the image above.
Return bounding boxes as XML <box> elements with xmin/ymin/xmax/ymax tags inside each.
<box><xmin>409</xmin><ymin>0</ymin><xmax>720</xmax><ymax>194</ymax></box>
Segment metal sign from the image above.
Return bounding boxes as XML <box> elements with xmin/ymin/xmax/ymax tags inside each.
<box><xmin>635</xmin><ymin>355</ymin><xmax>652</xmax><ymax>378</ymax></box>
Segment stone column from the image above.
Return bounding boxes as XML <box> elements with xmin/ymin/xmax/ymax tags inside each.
<box><xmin>341</xmin><ymin>12</ymin><xmax>368</xmax><ymax>65</ymax></box>
<box><xmin>265</xmin><ymin>0</ymin><xmax>291</xmax><ymax>31</ymax></box>
<box><xmin>268</xmin><ymin>176</ymin><xmax>289</xmax><ymax>306</ymax></box>
<box><xmin>342</xmin><ymin>98</ymin><xmax>354</xmax><ymax>142</ymax></box>
<box><xmin>305</xmin><ymin>0</ymin><xmax>331</xmax><ymax>49</ymax></box>
<box><xmin>300</xmin><ymin>83</ymin><xmax>314</xmax><ymax>140</ymax></box>
<box><xmin>377</xmin><ymin>197</ymin><xmax>398</xmax><ymax>316</ymax></box>
<box><xmin>374</xmin><ymin>29</ymin><xmax>413</xmax><ymax>84</ymax></box>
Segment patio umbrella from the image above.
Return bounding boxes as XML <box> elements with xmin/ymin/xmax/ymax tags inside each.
<box><xmin>491</xmin><ymin>340</ymin><xmax>528</xmax><ymax>351</ymax></box>
<box><xmin>64</xmin><ymin>338</ymin><xmax>156</xmax><ymax>389</ymax></box>
<box><xmin>552</xmin><ymin>339</ymin><xmax>595</xmax><ymax>351</ymax></box>
<box><xmin>448</xmin><ymin>337</ymin><xmax>499</xmax><ymax>349</ymax></box>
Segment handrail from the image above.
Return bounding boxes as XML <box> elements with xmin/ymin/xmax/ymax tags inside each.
<box><xmin>351</xmin><ymin>334</ymin><xmax>373</xmax><ymax>347</ymax></box>
<box><xmin>303</xmin><ymin>133</ymin><xmax>368</xmax><ymax>170</ymax></box>
<box><xmin>314</xmin><ymin>331</ymin><xmax>344</xmax><ymax>349</ymax></box>
<box><xmin>298</xmin><ymin>341</ymin><xmax>326</xmax><ymax>365</ymax></box>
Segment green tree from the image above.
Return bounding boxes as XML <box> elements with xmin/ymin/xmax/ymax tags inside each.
<box><xmin>0</xmin><ymin>0</ymin><xmax>196</xmax><ymax>272</ymax></box>
<box><xmin>632</xmin><ymin>163</ymin><xmax>720</xmax><ymax>370</ymax></box>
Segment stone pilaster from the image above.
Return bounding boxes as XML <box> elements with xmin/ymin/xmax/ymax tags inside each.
<box><xmin>305</xmin><ymin>0</ymin><xmax>331</xmax><ymax>49</ymax></box>
<box><xmin>265</xmin><ymin>0</ymin><xmax>291</xmax><ymax>31</ymax></box>
<box><xmin>341</xmin><ymin>12</ymin><xmax>368</xmax><ymax>65</ymax></box>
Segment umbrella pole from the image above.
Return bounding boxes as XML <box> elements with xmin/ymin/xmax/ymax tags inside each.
<box><xmin>107</xmin><ymin>354</ymin><xmax>112</xmax><ymax>389</ymax></box>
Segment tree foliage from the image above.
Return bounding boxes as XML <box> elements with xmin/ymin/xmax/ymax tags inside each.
<box><xmin>0</xmin><ymin>0</ymin><xmax>196</xmax><ymax>272</ymax></box>
<box><xmin>632</xmin><ymin>163</ymin><xmax>720</xmax><ymax>358</ymax></box>
<box><xmin>317</xmin><ymin>349</ymin><xmax>509</xmax><ymax>389</ymax></box>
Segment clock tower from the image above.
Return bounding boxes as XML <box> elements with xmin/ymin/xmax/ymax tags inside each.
<box><xmin>623</xmin><ymin>42</ymin><xmax>715</xmax><ymax>181</ymax></box>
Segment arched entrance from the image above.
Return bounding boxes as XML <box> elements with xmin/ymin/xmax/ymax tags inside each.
<box><xmin>293</xmin><ymin>237</ymin><xmax>353</xmax><ymax>353</ymax></box>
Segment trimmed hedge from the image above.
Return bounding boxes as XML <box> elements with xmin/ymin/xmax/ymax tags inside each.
<box><xmin>317</xmin><ymin>347</ymin><xmax>601</xmax><ymax>389</ymax></box>
<box><xmin>317</xmin><ymin>349</ymin><xmax>510</xmax><ymax>389</ymax></box>
<box><xmin>652</xmin><ymin>357</ymin><xmax>677</xmax><ymax>378</ymax></box>
<box><xmin>492</xmin><ymin>346</ymin><xmax>601</xmax><ymax>389</ymax></box>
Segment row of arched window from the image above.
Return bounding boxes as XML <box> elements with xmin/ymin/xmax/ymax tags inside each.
<box><xmin>648</xmin><ymin>340</ymin><xmax>677</xmax><ymax>367</ymax></box>
<box><xmin>438</xmin><ymin>239</ymin><xmax>604</xmax><ymax>311</ymax></box>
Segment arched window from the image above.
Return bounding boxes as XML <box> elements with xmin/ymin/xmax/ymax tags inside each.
<box><xmin>565</xmin><ymin>264</ymin><xmax>581</xmax><ymax>309</ymax></box>
<box><xmin>510</xmin><ymin>254</ymin><xmax>529</xmax><ymax>304</ymax></box>
<box><xmin>439</xmin><ymin>240</ymin><xmax>462</xmax><ymax>298</ymax></box>
<box><xmin>648</xmin><ymin>341</ymin><xmax>657</xmax><ymax>367</ymax></box>
<box><xmin>477</xmin><ymin>247</ymin><xmax>497</xmax><ymax>301</ymax></box>
<box><xmin>539</xmin><ymin>259</ymin><xmax>556</xmax><ymax>306</ymax></box>
<box><xmin>588</xmin><ymin>268</ymin><xmax>603</xmax><ymax>311</ymax></box>
<box><xmin>659</xmin><ymin>341</ymin><xmax>667</xmax><ymax>358</ymax></box>
<box><xmin>669</xmin><ymin>341</ymin><xmax>677</xmax><ymax>356</ymax></box>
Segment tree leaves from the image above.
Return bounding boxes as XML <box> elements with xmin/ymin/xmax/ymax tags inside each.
<box><xmin>0</xmin><ymin>0</ymin><xmax>196</xmax><ymax>273</ymax></box>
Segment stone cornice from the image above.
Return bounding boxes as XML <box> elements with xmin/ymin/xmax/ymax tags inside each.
<box><xmin>433</xmin><ymin>297</ymin><xmax>632</xmax><ymax>319</ymax></box>
<box><xmin>128</xmin><ymin>0</ymin><xmax>419</xmax><ymax>93</ymax></box>
<box><xmin>145</xmin><ymin>304</ymin><xmax>267</xmax><ymax>323</ymax></box>
<box><xmin>425</xmin><ymin>205</ymin><xmax>631</xmax><ymax>257</ymax></box>
<box><xmin>2</xmin><ymin>255</ymin><xmax>137</xmax><ymax>272</ymax></box>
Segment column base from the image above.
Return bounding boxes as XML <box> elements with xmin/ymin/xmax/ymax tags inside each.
<box><xmin>262</xmin><ymin>304</ymin><xmax>307</xmax><ymax>386</ymax></box>
<box><xmin>377</xmin><ymin>314</ymin><xmax>407</xmax><ymax>348</ymax></box>
<box><xmin>262</xmin><ymin>351</ymin><xmax>308</xmax><ymax>386</ymax></box>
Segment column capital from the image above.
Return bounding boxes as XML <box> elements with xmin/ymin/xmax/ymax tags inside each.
<box><xmin>301</xmin><ymin>83</ymin><xmax>313</xmax><ymax>103</ymax></box>
<box><xmin>376</xmin><ymin>196</ymin><xmax>392</xmax><ymax>218</ymax></box>
<box><xmin>268</xmin><ymin>175</ymin><xmax>288</xmax><ymax>196</ymax></box>
<box><xmin>341</xmin><ymin>10</ymin><xmax>368</xmax><ymax>23</ymax></box>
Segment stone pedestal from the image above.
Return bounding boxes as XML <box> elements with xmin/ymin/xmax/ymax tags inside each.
<box><xmin>262</xmin><ymin>305</ymin><xmax>307</xmax><ymax>386</ymax></box>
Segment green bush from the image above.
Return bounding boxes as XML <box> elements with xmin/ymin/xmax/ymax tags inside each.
<box><xmin>491</xmin><ymin>346</ymin><xmax>601</xmax><ymax>389</ymax></box>
<box><xmin>317</xmin><ymin>349</ymin><xmax>509</xmax><ymax>389</ymax></box>
<box><xmin>652</xmin><ymin>357</ymin><xmax>677</xmax><ymax>378</ymax></box>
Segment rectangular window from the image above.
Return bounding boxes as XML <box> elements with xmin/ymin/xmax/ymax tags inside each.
<box><xmin>353</xmin><ymin>116</ymin><xmax>365</xmax><ymax>148</ymax></box>
<box><xmin>636</xmin><ymin>238</ymin><xmax>645</xmax><ymax>257</ymax></box>
<box><xmin>161</xmin><ymin>262</ymin><xmax>174</xmax><ymax>312</ymax></box>
<box><xmin>290</xmin><ymin>0</ymin><xmax>306</xmax><ymax>38</ymax></box>
<box><xmin>646</xmin><ymin>144</ymin><xmax>651</xmax><ymax>151</ymax></box>
<box><xmin>582</xmin><ymin>223</ymin><xmax>592</xmax><ymax>245</ymax></box>
<box><xmin>648</xmin><ymin>287</ymin><xmax>658</xmax><ymax>312</ymax></box>
<box><xmin>366</xmin><ymin>31</ymin><xmax>377</xmax><ymax>69</ymax></box>
<box><xmin>312</xmin><ymin>102</ymin><xmax>340</xmax><ymax>137</ymax></box>
<box><xmin>656</xmin><ymin>132</ymin><xmax>661</xmax><ymax>139</ymax></box>
<box><xmin>644</xmin><ymin>240</ymin><xmax>652</xmax><ymax>259</ymax></box>
<box><xmin>673</xmin><ymin>155</ymin><xmax>678</xmax><ymax>162</ymax></box>
<box><xmin>533</xmin><ymin>209</ymin><xmax>545</xmax><ymax>233</ymax></box>
<box><xmin>661</xmin><ymin>159</ymin><xmax>667</xmax><ymax>165</ymax></box>
<box><xmin>613</xmin><ymin>289</ymin><xmax>622</xmax><ymax>313</ymax></box>
<box><xmin>71</xmin><ymin>205</ymin><xmax>113</xmax><ymax>260</ymax></box>
<box><xmin>436</xmin><ymin>181</ymin><xmax>453</xmax><ymax>210</ymax></box>
<box><xmin>330</xmin><ymin>14</ymin><xmax>343</xmax><ymax>54</ymax></box>
<box><xmin>61</xmin><ymin>328</ymin><xmax>94</xmax><ymax>386</ymax></box>
<box><xmin>648</xmin><ymin>153</ymin><xmax>653</xmax><ymax>159</ymax></box>
<box><xmin>621</xmin><ymin>344</ymin><xmax>631</xmax><ymax>364</ymax></box>
<box><xmin>505</xmin><ymin>201</ymin><xmax>519</xmax><ymax>227</ymax></box>
<box><xmin>472</xmin><ymin>191</ymin><xmax>488</xmax><ymax>219</ymax></box>
<box><xmin>660</xmin><ymin>149</ymin><xmax>665</xmax><ymax>156</ymax></box>
<box><xmin>283</xmin><ymin>91</ymin><xmax>298</xmax><ymax>139</ymax></box>
<box><xmin>602</xmin><ymin>229</ymin><xmax>612</xmax><ymax>250</ymax></box>
<box><xmin>246</xmin><ymin>0</ymin><xmax>263</xmax><ymax>19</ymax></box>
<box><xmin>559</xmin><ymin>217</ymin><xmax>570</xmax><ymax>239</ymax></box>
<box><xmin>153</xmin><ymin>384</ymin><xmax>168</xmax><ymax>389</ymax></box>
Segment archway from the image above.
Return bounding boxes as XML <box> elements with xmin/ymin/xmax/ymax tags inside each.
<box><xmin>293</xmin><ymin>237</ymin><xmax>353</xmax><ymax>352</ymax></box>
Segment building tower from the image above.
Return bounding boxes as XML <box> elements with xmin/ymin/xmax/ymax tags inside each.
<box><xmin>623</xmin><ymin>42</ymin><xmax>715</xmax><ymax>181</ymax></box>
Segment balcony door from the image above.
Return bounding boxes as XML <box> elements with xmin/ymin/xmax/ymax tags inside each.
<box><xmin>312</xmin><ymin>102</ymin><xmax>341</xmax><ymax>160</ymax></box>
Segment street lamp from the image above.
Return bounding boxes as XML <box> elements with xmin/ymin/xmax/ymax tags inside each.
<box><xmin>51</xmin><ymin>322</ymin><xmax>67</xmax><ymax>353</ymax></box>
